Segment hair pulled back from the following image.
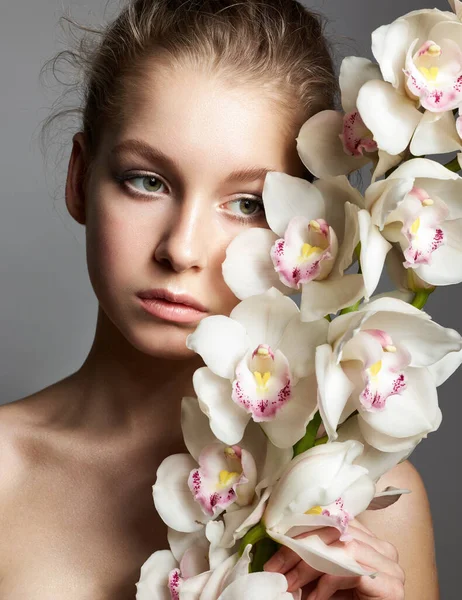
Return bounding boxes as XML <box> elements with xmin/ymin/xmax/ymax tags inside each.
<box><xmin>40</xmin><ymin>0</ymin><xmax>339</xmax><ymax>183</ymax></box>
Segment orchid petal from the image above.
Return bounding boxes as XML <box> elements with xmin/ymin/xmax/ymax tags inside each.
<box><xmin>416</xmin><ymin>219</ymin><xmax>462</xmax><ymax>284</ymax></box>
<box><xmin>221</xmin><ymin>487</ymin><xmax>272</xmax><ymax>548</ymax></box>
<box><xmin>180</xmin><ymin>572</ymin><xmax>212</xmax><ymax>598</ymax></box>
<box><xmin>187</xmin><ymin>316</ymin><xmax>249</xmax><ymax>380</ymax></box>
<box><xmin>218</xmin><ymin>572</ymin><xmax>293</xmax><ymax>600</ymax></box>
<box><xmin>387</xmin><ymin>156</ymin><xmax>460</xmax><ymax>182</ymax></box>
<box><xmin>335</xmin><ymin>415</ymin><xmax>414</xmax><ymax>481</ymax></box>
<box><xmin>260</xmin><ymin>373</ymin><xmax>318</xmax><ymax>448</ymax></box>
<box><xmin>316</xmin><ymin>344</ymin><xmax>355</xmax><ymax>440</ymax></box>
<box><xmin>267</xmin><ymin>530</ymin><xmax>376</xmax><ymax>577</ymax></box>
<box><xmin>357</xmin><ymin>295</ymin><xmax>429</xmax><ymax>317</ymax></box>
<box><xmin>427</xmin><ymin>347</ymin><xmax>462</xmax><ymax>385</ymax></box>
<box><xmin>229</xmin><ymin>288</ymin><xmax>299</xmax><ymax>351</ymax></box>
<box><xmin>359</xmin><ymin>367</ymin><xmax>439</xmax><ymax>438</ymax></box>
<box><xmin>167</xmin><ymin>528</ymin><xmax>209</xmax><ymax>565</ymax></box>
<box><xmin>135</xmin><ymin>550</ymin><xmax>177</xmax><ymax>600</ymax></box>
<box><xmin>152</xmin><ymin>454</ymin><xmax>209</xmax><ymax>533</ymax></box>
<box><xmin>180</xmin><ymin>544</ymin><xmax>209</xmax><ymax>579</ymax></box>
<box><xmin>181</xmin><ymin>396</ymin><xmax>217</xmax><ymax>462</ymax></box>
<box><xmin>340</xmin><ymin>56</ymin><xmax>383</xmax><ymax>113</ymax></box>
<box><xmin>296</xmin><ymin>111</ymin><xmax>369</xmax><ymax>178</ymax></box>
<box><xmin>371</xmin><ymin>150</ymin><xmax>404</xmax><ymax>182</ymax></box>
<box><xmin>411</xmin><ymin>109</ymin><xmax>462</xmax><ymax>155</ymax></box>
<box><xmin>300</xmin><ymin>274</ymin><xmax>365</xmax><ymax>322</ymax></box>
<box><xmin>192</xmin><ymin>367</ymin><xmax>250</xmax><ymax>445</ymax></box>
<box><xmin>371</xmin><ymin>10</ymin><xmax>458</xmax><ymax>90</ymax></box>
<box><xmin>358</xmin><ymin>408</ymin><xmax>441</xmax><ymax>452</ymax></box>
<box><xmin>358</xmin><ymin>210</ymin><xmax>392</xmax><ymax>300</ymax></box>
<box><xmin>264</xmin><ymin>441</ymin><xmax>366</xmax><ymax>530</ymax></box>
<box><xmin>363</xmin><ymin>310</ymin><xmax>462</xmax><ymax>367</ymax></box>
<box><xmin>340</xmin><ymin>473</ymin><xmax>377</xmax><ymax>517</ymax></box>
<box><xmin>200</xmin><ymin>553</ymin><xmax>239</xmax><ymax>600</ymax></box>
<box><xmin>262</xmin><ymin>172</ymin><xmax>326</xmax><ymax>237</ymax></box>
<box><xmin>371</xmin><ymin>19</ymin><xmax>411</xmax><ymax>89</ymax></box>
<box><xmin>277</xmin><ymin>315</ymin><xmax>328</xmax><ymax>380</ymax></box>
<box><xmin>366</xmin><ymin>486</ymin><xmax>411</xmax><ymax>511</ymax></box>
<box><xmin>222</xmin><ymin>228</ymin><xmax>292</xmax><ymax>300</ymax></box>
<box><xmin>357</xmin><ymin>80</ymin><xmax>423</xmax><ymax>155</ymax></box>
<box><xmin>333</xmin><ymin>202</ymin><xmax>361</xmax><ymax>276</ymax></box>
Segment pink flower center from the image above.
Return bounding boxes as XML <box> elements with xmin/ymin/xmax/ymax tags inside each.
<box><xmin>232</xmin><ymin>344</ymin><xmax>292</xmax><ymax>421</ymax></box>
<box><xmin>270</xmin><ymin>217</ymin><xmax>337</xmax><ymax>289</ymax></box>
<box><xmin>341</xmin><ymin>110</ymin><xmax>378</xmax><ymax>157</ymax></box>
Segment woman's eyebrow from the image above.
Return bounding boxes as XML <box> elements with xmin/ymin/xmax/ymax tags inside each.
<box><xmin>110</xmin><ymin>139</ymin><xmax>277</xmax><ymax>183</ymax></box>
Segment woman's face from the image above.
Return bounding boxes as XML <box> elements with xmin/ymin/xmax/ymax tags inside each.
<box><xmin>71</xmin><ymin>63</ymin><xmax>308</xmax><ymax>359</ymax></box>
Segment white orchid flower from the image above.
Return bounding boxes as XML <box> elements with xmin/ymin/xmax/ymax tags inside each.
<box><xmin>153</xmin><ymin>396</ymin><xmax>292</xmax><ymax>544</ymax></box>
<box><xmin>357</xmin><ymin>8</ymin><xmax>462</xmax><ymax>156</ymax></box>
<box><xmin>222</xmin><ymin>174</ymin><xmax>365</xmax><ymax>321</ymax></box>
<box><xmin>360</xmin><ymin>158</ymin><xmax>462</xmax><ymax>298</ymax></box>
<box><xmin>335</xmin><ymin>415</ymin><xmax>413</xmax><ymax>509</ymax></box>
<box><xmin>262</xmin><ymin>440</ymin><xmax>377</xmax><ymax>577</ymax></box>
<box><xmin>186</xmin><ymin>288</ymin><xmax>328</xmax><ymax>448</ymax></box>
<box><xmin>296</xmin><ymin>56</ymin><xmax>402</xmax><ymax>179</ymax></box>
<box><xmin>137</xmin><ymin>542</ymin><xmax>296</xmax><ymax>600</ymax></box>
<box><xmin>135</xmin><ymin>521</ymin><xmax>229</xmax><ymax>600</ymax></box>
<box><xmin>316</xmin><ymin>297</ymin><xmax>462</xmax><ymax>452</ymax></box>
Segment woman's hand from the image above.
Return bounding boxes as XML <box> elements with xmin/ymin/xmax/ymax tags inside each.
<box><xmin>263</xmin><ymin>518</ymin><xmax>405</xmax><ymax>600</ymax></box>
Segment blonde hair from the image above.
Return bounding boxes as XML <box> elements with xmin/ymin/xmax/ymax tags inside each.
<box><xmin>39</xmin><ymin>0</ymin><xmax>339</xmax><ymax>185</ymax></box>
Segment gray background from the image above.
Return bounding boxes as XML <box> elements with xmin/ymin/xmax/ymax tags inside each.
<box><xmin>0</xmin><ymin>0</ymin><xmax>458</xmax><ymax>595</ymax></box>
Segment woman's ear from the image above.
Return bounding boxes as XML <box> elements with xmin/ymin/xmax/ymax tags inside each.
<box><xmin>65</xmin><ymin>131</ymin><xmax>91</xmax><ymax>225</ymax></box>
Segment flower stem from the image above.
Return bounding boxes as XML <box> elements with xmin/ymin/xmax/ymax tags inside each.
<box><xmin>339</xmin><ymin>300</ymin><xmax>362</xmax><ymax>315</ymax></box>
<box><xmin>411</xmin><ymin>288</ymin><xmax>434</xmax><ymax>310</ymax></box>
<box><xmin>443</xmin><ymin>156</ymin><xmax>461</xmax><ymax>173</ymax></box>
<box><xmin>238</xmin><ymin>522</ymin><xmax>268</xmax><ymax>557</ymax></box>
<box><xmin>314</xmin><ymin>434</ymin><xmax>328</xmax><ymax>446</ymax></box>
<box><xmin>249</xmin><ymin>538</ymin><xmax>281</xmax><ymax>573</ymax></box>
<box><xmin>293</xmin><ymin>410</ymin><xmax>323</xmax><ymax>456</ymax></box>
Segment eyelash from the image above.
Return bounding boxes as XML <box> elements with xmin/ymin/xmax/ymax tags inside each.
<box><xmin>114</xmin><ymin>172</ymin><xmax>265</xmax><ymax>223</ymax></box>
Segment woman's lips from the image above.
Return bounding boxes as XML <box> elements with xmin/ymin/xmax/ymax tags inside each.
<box><xmin>137</xmin><ymin>291</ymin><xmax>208</xmax><ymax>324</ymax></box>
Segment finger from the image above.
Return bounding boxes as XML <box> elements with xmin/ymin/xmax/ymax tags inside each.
<box><xmin>330</xmin><ymin>538</ymin><xmax>404</xmax><ymax>582</ymax></box>
<box><xmin>307</xmin><ymin>570</ymin><xmax>405</xmax><ymax>600</ymax></box>
<box><xmin>345</xmin><ymin>524</ymin><xmax>400</xmax><ymax>565</ymax></box>
<box><xmin>284</xmin><ymin>536</ymin><xmax>402</xmax><ymax>592</ymax></box>
<box><xmin>264</xmin><ymin>527</ymin><xmax>341</xmax><ymax>574</ymax></box>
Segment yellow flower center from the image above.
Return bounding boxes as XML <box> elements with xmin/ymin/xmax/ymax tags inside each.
<box><xmin>299</xmin><ymin>243</ymin><xmax>323</xmax><ymax>261</ymax></box>
<box><xmin>309</xmin><ymin>220</ymin><xmax>322</xmax><ymax>232</ymax></box>
<box><xmin>256</xmin><ymin>346</ymin><xmax>270</xmax><ymax>357</ymax></box>
<box><xmin>218</xmin><ymin>470</ymin><xmax>240</xmax><ymax>487</ymax></box>
<box><xmin>410</xmin><ymin>217</ymin><xmax>421</xmax><ymax>235</ymax></box>
<box><xmin>369</xmin><ymin>360</ymin><xmax>382</xmax><ymax>378</ymax></box>
<box><xmin>224</xmin><ymin>447</ymin><xmax>236</xmax><ymax>458</ymax></box>
<box><xmin>426</xmin><ymin>44</ymin><xmax>441</xmax><ymax>56</ymax></box>
<box><xmin>384</xmin><ymin>345</ymin><xmax>397</xmax><ymax>353</ymax></box>
<box><xmin>418</xmin><ymin>66</ymin><xmax>439</xmax><ymax>81</ymax></box>
<box><xmin>254</xmin><ymin>371</ymin><xmax>271</xmax><ymax>391</ymax></box>
<box><xmin>305</xmin><ymin>505</ymin><xmax>323</xmax><ymax>515</ymax></box>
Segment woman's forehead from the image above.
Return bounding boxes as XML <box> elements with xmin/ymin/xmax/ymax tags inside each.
<box><xmin>108</xmin><ymin>65</ymin><xmax>302</xmax><ymax>173</ymax></box>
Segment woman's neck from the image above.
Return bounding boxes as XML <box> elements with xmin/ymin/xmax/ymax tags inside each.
<box><xmin>62</xmin><ymin>305</ymin><xmax>203</xmax><ymax>457</ymax></box>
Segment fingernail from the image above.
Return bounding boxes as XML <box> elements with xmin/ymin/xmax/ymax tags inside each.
<box><xmin>264</xmin><ymin>554</ymin><xmax>284</xmax><ymax>571</ymax></box>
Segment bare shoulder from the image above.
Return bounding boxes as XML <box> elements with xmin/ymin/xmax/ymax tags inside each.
<box><xmin>356</xmin><ymin>460</ymin><xmax>439</xmax><ymax>599</ymax></box>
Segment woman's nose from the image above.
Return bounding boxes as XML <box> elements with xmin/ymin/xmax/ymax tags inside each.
<box><xmin>154</xmin><ymin>197</ymin><xmax>210</xmax><ymax>273</ymax></box>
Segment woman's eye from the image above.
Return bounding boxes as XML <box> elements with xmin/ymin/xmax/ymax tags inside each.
<box><xmin>226</xmin><ymin>197</ymin><xmax>265</xmax><ymax>219</ymax></box>
<box><xmin>117</xmin><ymin>174</ymin><xmax>166</xmax><ymax>196</ymax></box>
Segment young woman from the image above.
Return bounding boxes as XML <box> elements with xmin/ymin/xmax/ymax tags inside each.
<box><xmin>0</xmin><ymin>1</ymin><xmax>438</xmax><ymax>598</ymax></box>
